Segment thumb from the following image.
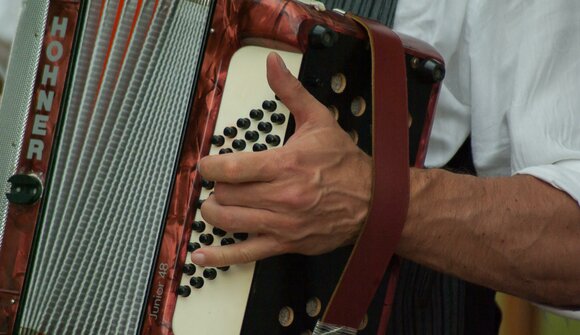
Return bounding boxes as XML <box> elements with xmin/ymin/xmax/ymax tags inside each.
<box><xmin>266</xmin><ymin>52</ymin><xmax>333</xmax><ymax>129</ymax></box>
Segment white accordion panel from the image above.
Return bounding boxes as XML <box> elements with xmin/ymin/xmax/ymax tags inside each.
<box><xmin>173</xmin><ymin>46</ymin><xmax>302</xmax><ymax>335</ymax></box>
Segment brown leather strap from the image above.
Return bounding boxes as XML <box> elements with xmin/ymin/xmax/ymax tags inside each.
<box><xmin>321</xmin><ymin>16</ymin><xmax>409</xmax><ymax>330</ymax></box>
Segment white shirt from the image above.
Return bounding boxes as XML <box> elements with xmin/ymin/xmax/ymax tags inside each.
<box><xmin>394</xmin><ymin>0</ymin><xmax>580</xmax><ymax>318</ymax></box>
<box><xmin>0</xmin><ymin>0</ymin><xmax>21</xmax><ymax>82</ymax></box>
<box><xmin>394</xmin><ymin>0</ymin><xmax>580</xmax><ymax>206</ymax></box>
<box><xmin>0</xmin><ymin>0</ymin><xmax>20</xmax><ymax>42</ymax></box>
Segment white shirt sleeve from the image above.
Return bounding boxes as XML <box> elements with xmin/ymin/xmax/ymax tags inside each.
<box><xmin>396</xmin><ymin>0</ymin><xmax>580</xmax><ymax>205</ymax></box>
<box><xmin>0</xmin><ymin>0</ymin><xmax>22</xmax><ymax>83</ymax></box>
<box><xmin>393</xmin><ymin>0</ymin><xmax>472</xmax><ymax>168</ymax></box>
<box><xmin>505</xmin><ymin>2</ymin><xmax>580</xmax><ymax>205</ymax></box>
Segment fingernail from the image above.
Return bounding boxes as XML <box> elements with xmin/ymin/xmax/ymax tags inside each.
<box><xmin>196</xmin><ymin>160</ymin><xmax>203</xmax><ymax>175</ymax></box>
<box><xmin>191</xmin><ymin>252</ymin><xmax>206</xmax><ymax>265</ymax></box>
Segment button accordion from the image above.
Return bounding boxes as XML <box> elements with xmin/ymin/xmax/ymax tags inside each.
<box><xmin>0</xmin><ymin>0</ymin><xmax>444</xmax><ymax>334</ymax></box>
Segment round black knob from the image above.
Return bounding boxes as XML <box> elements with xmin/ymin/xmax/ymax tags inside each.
<box><xmin>213</xmin><ymin>227</ymin><xmax>227</xmax><ymax>237</ymax></box>
<box><xmin>192</xmin><ymin>220</ymin><xmax>206</xmax><ymax>233</ymax></box>
<box><xmin>232</xmin><ymin>139</ymin><xmax>247</xmax><ymax>151</ymax></box>
<box><xmin>203</xmin><ymin>268</ymin><xmax>218</xmax><ymax>280</ymax></box>
<box><xmin>234</xmin><ymin>233</ymin><xmax>249</xmax><ymax>241</ymax></box>
<box><xmin>245</xmin><ymin>131</ymin><xmax>259</xmax><ymax>142</ymax></box>
<box><xmin>201</xmin><ymin>179</ymin><xmax>215</xmax><ymax>189</ymax></box>
<box><xmin>190</xmin><ymin>276</ymin><xmax>205</xmax><ymax>289</ymax></box>
<box><xmin>249</xmin><ymin>109</ymin><xmax>264</xmax><ymax>120</ymax></box>
<box><xmin>309</xmin><ymin>25</ymin><xmax>337</xmax><ymax>49</ymax></box>
<box><xmin>421</xmin><ymin>59</ymin><xmax>446</xmax><ymax>83</ymax></box>
<box><xmin>187</xmin><ymin>242</ymin><xmax>201</xmax><ymax>252</ymax></box>
<box><xmin>196</xmin><ymin>198</ymin><xmax>205</xmax><ymax>208</ymax></box>
<box><xmin>266</xmin><ymin>135</ymin><xmax>281</xmax><ymax>146</ymax></box>
<box><xmin>253</xmin><ymin>143</ymin><xmax>268</xmax><ymax>152</ymax></box>
<box><xmin>211</xmin><ymin>135</ymin><xmax>225</xmax><ymax>147</ymax></box>
<box><xmin>271</xmin><ymin>113</ymin><xmax>286</xmax><ymax>125</ymax></box>
<box><xmin>199</xmin><ymin>234</ymin><xmax>214</xmax><ymax>245</ymax></box>
<box><xmin>183</xmin><ymin>264</ymin><xmax>196</xmax><ymax>276</ymax></box>
<box><xmin>262</xmin><ymin>100</ymin><xmax>277</xmax><ymax>112</ymax></box>
<box><xmin>219</xmin><ymin>148</ymin><xmax>233</xmax><ymax>155</ymax></box>
<box><xmin>237</xmin><ymin>118</ymin><xmax>251</xmax><ymax>129</ymax></box>
<box><xmin>177</xmin><ymin>285</ymin><xmax>192</xmax><ymax>297</ymax></box>
<box><xmin>218</xmin><ymin>266</ymin><xmax>230</xmax><ymax>271</ymax></box>
<box><xmin>223</xmin><ymin>127</ymin><xmax>238</xmax><ymax>138</ymax></box>
<box><xmin>221</xmin><ymin>237</ymin><xmax>235</xmax><ymax>246</ymax></box>
<box><xmin>258</xmin><ymin>122</ymin><xmax>273</xmax><ymax>133</ymax></box>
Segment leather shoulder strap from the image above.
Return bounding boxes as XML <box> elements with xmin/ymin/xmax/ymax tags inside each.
<box><xmin>316</xmin><ymin>15</ymin><xmax>409</xmax><ymax>333</ymax></box>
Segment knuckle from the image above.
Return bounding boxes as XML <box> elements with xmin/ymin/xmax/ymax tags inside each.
<box><xmin>279</xmin><ymin>185</ymin><xmax>305</xmax><ymax>209</ymax></box>
<box><xmin>281</xmin><ymin>185</ymin><xmax>318</xmax><ymax>211</ymax></box>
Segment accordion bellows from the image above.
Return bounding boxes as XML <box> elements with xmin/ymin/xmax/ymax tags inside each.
<box><xmin>1</xmin><ymin>0</ymin><xmax>213</xmax><ymax>333</ymax></box>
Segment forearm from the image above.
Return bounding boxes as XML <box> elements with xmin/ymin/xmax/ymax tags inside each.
<box><xmin>400</xmin><ymin>168</ymin><xmax>580</xmax><ymax>307</ymax></box>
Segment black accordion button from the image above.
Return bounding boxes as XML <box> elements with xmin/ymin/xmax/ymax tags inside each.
<box><xmin>232</xmin><ymin>139</ymin><xmax>247</xmax><ymax>151</ymax></box>
<box><xmin>237</xmin><ymin>118</ymin><xmax>251</xmax><ymax>129</ymax></box>
<box><xmin>253</xmin><ymin>143</ymin><xmax>268</xmax><ymax>152</ymax></box>
<box><xmin>218</xmin><ymin>266</ymin><xmax>230</xmax><ymax>272</ymax></box>
<box><xmin>177</xmin><ymin>285</ymin><xmax>192</xmax><ymax>297</ymax></box>
<box><xmin>192</xmin><ymin>221</ymin><xmax>206</xmax><ymax>233</ymax></box>
<box><xmin>266</xmin><ymin>135</ymin><xmax>281</xmax><ymax>146</ymax></box>
<box><xmin>221</xmin><ymin>237</ymin><xmax>235</xmax><ymax>246</ymax></box>
<box><xmin>183</xmin><ymin>264</ymin><xmax>196</xmax><ymax>276</ymax></box>
<box><xmin>245</xmin><ymin>131</ymin><xmax>259</xmax><ymax>142</ymax></box>
<box><xmin>203</xmin><ymin>268</ymin><xmax>218</xmax><ymax>280</ymax></box>
<box><xmin>257</xmin><ymin>122</ymin><xmax>272</xmax><ymax>133</ymax></box>
<box><xmin>199</xmin><ymin>234</ymin><xmax>214</xmax><ymax>245</ymax></box>
<box><xmin>190</xmin><ymin>276</ymin><xmax>205</xmax><ymax>289</ymax></box>
<box><xmin>219</xmin><ymin>148</ymin><xmax>233</xmax><ymax>155</ymax></box>
<box><xmin>249</xmin><ymin>109</ymin><xmax>264</xmax><ymax>120</ymax></box>
<box><xmin>233</xmin><ymin>233</ymin><xmax>248</xmax><ymax>241</ymax></box>
<box><xmin>213</xmin><ymin>227</ymin><xmax>227</xmax><ymax>237</ymax></box>
<box><xmin>271</xmin><ymin>113</ymin><xmax>286</xmax><ymax>125</ymax></box>
<box><xmin>196</xmin><ymin>198</ymin><xmax>205</xmax><ymax>208</ymax></box>
<box><xmin>201</xmin><ymin>179</ymin><xmax>215</xmax><ymax>190</ymax></box>
<box><xmin>262</xmin><ymin>100</ymin><xmax>277</xmax><ymax>112</ymax></box>
<box><xmin>211</xmin><ymin>135</ymin><xmax>225</xmax><ymax>147</ymax></box>
<box><xmin>224</xmin><ymin>127</ymin><xmax>238</xmax><ymax>138</ymax></box>
<box><xmin>187</xmin><ymin>242</ymin><xmax>201</xmax><ymax>252</ymax></box>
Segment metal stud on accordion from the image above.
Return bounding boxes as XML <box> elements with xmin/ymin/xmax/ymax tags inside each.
<box><xmin>0</xmin><ymin>0</ymin><xmax>443</xmax><ymax>334</ymax></box>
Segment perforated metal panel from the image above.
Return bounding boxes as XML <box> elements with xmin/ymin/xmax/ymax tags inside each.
<box><xmin>0</xmin><ymin>0</ymin><xmax>49</xmax><ymax>255</ymax></box>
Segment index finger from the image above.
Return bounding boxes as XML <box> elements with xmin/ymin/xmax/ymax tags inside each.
<box><xmin>199</xmin><ymin>150</ymin><xmax>279</xmax><ymax>184</ymax></box>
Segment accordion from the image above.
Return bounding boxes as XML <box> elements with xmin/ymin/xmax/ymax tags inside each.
<box><xmin>0</xmin><ymin>0</ymin><xmax>443</xmax><ymax>334</ymax></box>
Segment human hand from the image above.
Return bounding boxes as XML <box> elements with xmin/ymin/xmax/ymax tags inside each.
<box><xmin>191</xmin><ymin>52</ymin><xmax>373</xmax><ymax>267</ymax></box>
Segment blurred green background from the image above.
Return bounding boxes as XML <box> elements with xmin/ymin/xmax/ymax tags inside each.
<box><xmin>498</xmin><ymin>294</ymin><xmax>580</xmax><ymax>335</ymax></box>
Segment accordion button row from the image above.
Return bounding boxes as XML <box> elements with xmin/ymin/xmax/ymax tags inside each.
<box><xmin>180</xmin><ymin>96</ymin><xmax>287</xmax><ymax>295</ymax></box>
<box><xmin>173</xmin><ymin>46</ymin><xmax>302</xmax><ymax>335</ymax></box>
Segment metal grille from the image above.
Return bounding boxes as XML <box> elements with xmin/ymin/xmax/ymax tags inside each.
<box><xmin>17</xmin><ymin>0</ymin><xmax>213</xmax><ymax>333</ymax></box>
<box><xmin>0</xmin><ymin>0</ymin><xmax>49</xmax><ymax>255</ymax></box>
